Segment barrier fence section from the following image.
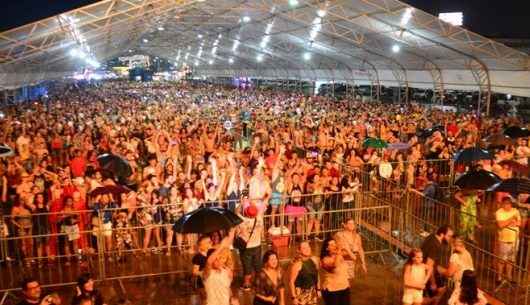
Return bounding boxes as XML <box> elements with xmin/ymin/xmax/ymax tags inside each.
<box><xmin>0</xmin><ymin>191</ymin><xmax>391</xmax><ymax>293</ymax></box>
<box><xmin>366</xmin><ymin>186</ymin><xmax>530</xmax><ymax>305</ymax></box>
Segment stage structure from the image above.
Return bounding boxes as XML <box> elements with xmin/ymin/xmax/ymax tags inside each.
<box><xmin>0</xmin><ymin>0</ymin><xmax>529</xmax><ymax>114</ymax></box>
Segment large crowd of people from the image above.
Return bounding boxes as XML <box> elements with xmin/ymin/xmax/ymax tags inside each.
<box><xmin>0</xmin><ymin>80</ymin><xmax>528</xmax><ymax>305</ymax></box>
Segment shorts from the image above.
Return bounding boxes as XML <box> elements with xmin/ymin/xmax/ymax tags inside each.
<box><xmin>269</xmin><ymin>192</ymin><xmax>282</xmax><ymax>206</ymax></box>
<box><xmin>62</xmin><ymin>224</ymin><xmax>80</xmax><ymax>241</ymax></box>
<box><xmin>241</xmin><ymin>245</ymin><xmax>262</xmax><ymax>275</ymax></box>
<box><xmin>293</xmin><ymin>287</ymin><xmax>318</xmax><ymax>305</ymax></box>
<box><xmin>402</xmin><ymin>288</ymin><xmax>423</xmax><ymax>304</ymax></box>
<box><xmin>306</xmin><ymin>203</ymin><xmax>325</xmax><ymax>221</ymax></box>
<box><xmin>102</xmin><ymin>222</ymin><xmax>113</xmax><ymax>237</ymax></box>
<box><xmin>497</xmin><ymin>241</ymin><xmax>517</xmax><ymax>262</ymax></box>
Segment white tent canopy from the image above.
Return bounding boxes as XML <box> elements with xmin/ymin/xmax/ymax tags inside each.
<box><xmin>0</xmin><ymin>0</ymin><xmax>529</xmax><ymax>101</ymax></box>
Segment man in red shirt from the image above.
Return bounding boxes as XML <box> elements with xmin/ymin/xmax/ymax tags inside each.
<box><xmin>69</xmin><ymin>150</ymin><xmax>87</xmax><ymax>178</ymax></box>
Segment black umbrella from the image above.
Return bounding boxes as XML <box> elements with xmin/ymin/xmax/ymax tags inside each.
<box><xmin>173</xmin><ymin>207</ymin><xmax>243</xmax><ymax>234</ymax></box>
<box><xmin>481</xmin><ymin>133</ymin><xmax>515</xmax><ymax>149</ymax></box>
<box><xmin>455</xmin><ymin>170</ymin><xmax>501</xmax><ymax>190</ymax></box>
<box><xmin>417</xmin><ymin>125</ymin><xmax>444</xmax><ymax>138</ymax></box>
<box><xmin>504</xmin><ymin>126</ymin><xmax>530</xmax><ymax>139</ymax></box>
<box><xmin>0</xmin><ymin>145</ymin><xmax>14</xmax><ymax>158</ymax></box>
<box><xmin>453</xmin><ymin>147</ymin><xmax>492</xmax><ymax>164</ymax></box>
<box><xmin>97</xmin><ymin>154</ymin><xmax>132</xmax><ymax>181</ymax></box>
<box><xmin>488</xmin><ymin>178</ymin><xmax>530</xmax><ymax>195</ymax></box>
<box><xmin>89</xmin><ymin>185</ymin><xmax>131</xmax><ymax>198</ymax></box>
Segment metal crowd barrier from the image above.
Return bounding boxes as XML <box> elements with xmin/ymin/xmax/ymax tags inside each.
<box><xmin>367</xmin><ymin>186</ymin><xmax>530</xmax><ymax>305</ymax></box>
<box><xmin>0</xmin><ymin>191</ymin><xmax>392</xmax><ymax>293</ymax></box>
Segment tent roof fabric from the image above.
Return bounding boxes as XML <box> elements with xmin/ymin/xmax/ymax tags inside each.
<box><xmin>0</xmin><ymin>0</ymin><xmax>529</xmax><ymax>89</ymax></box>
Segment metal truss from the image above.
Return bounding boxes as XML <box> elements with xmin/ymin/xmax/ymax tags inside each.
<box><xmin>466</xmin><ymin>59</ymin><xmax>492</xmax><ymax>116</ymax></box>
<box><xmin>424</xmin><ymin>61</ymin><xmax>444</xmax><ymax>104</ymax></box>
<box><xmin>0</xmin><ymin>0</ymin><xmax>528</xmax><ymax>91</ymax></box>
<box><xmin>390</xmin><ymin>63</ymin><xmax>408</xmax><ymax>103</ymax></box>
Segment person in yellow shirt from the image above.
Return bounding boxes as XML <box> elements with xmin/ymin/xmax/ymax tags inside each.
<box><xmin>495</xmin><ymin>197</ymin><xmax>521</xmax><ymax>283</ymax></box>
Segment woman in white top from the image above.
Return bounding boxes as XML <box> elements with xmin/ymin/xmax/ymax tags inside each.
<box><xmin>203</xmin><ymin>229</ymin><xmax>236</xmax><ymax>305</ymax></box>
<box><xmin>402</xmin><ymin>248</ymin><xmax>432</xmax><ymax>305</ymax></box>
<box><xmin>448</xmin><ymin>270</ymin><xmax>487</xmax><ymax>305</ymax></box>
<box><xmin>438</xmin><ymin>237</ymin><xmax>474</xmax><ymax>287</ymax></box>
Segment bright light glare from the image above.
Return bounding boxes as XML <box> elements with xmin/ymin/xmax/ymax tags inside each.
<box><xmin>86</xmin><ymin>58</ymin><xmax>100</xmax><ymax>68</ymax></box>
<box><xmin>507</xmin><ymin>94</ymin><xmax>512</xmax><ymax>100</ymax></box>
<box><xmin>229</xmin><ymin>57</ymin><xmax>234</xmax><ymax>64</ymax></box>
<box><xmin>400</xmin><ymin>8</ymin><xmax>413</xmax><ymax>26</ymax></box>
<box><xmin>69</xmin><ymin>49</ymin><xmax>80</xmax><ymax>57</ymax></box>
<box><xmin>317</xmin><ymin>9</ymin><xmax>326</xmax><ymax>17</ymax></box>
<box><xmin>194</xmin><ymin>60</ymin><xmax>199</xmax><ymax>66</ymax></box>
<box><xmin>158</xmin><ymin>26</ymin><xmax>165</xmax><ymax>31</ymax></box>
<box><xmin>232</xmin><ymin>40</ymin><xmax>240</xmax><ymax>52</ymax></box>
<box><xmin>289</xmin><ymin>0</ymin><xmax>299</xmax><ymax>6</ymax></box>
<box><xmin>438</xmin><ymin>12</ymin><xmax>463</xmax><ymax>26</ymax></box>
<box><xmin>208</xmin><ymin>59</ymin><xmax>214</xmax><ymax>65</ymax></box>
<box><xmin>392</xmin><ymin>44</ymin><xmax>400</xmax><ymax>53</ymax></box>
<box><xmin>143</xmin><ymin>38</ymin><xmax>148</xmax><ymax>43</ymax></box>
<box><xmin>198</xmin><ymin>34</ymin><xmax>203</xmax><ymax>38</ymax></box>
<box><xmin>256</xmin><ymin>54</ymin><xmax>264</xmax><ymax>62</ymax></box>
<box><xmin>242</xmin><ymin>16</ymin><xmax>251</xmax><ymax>22</ymax></box>
<box><xmin>303</xmin><ymin>52</ymin><xmax>311</xmax><ymax>61</ymax></box>
<box><xmin>265</xmin><ymin>23</ymin><xmax>273</xmax><ymax>34</ymax></box>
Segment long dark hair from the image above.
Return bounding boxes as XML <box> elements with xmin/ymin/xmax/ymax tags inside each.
<box><xmin>406</xmin><ymin>248</ymin><xmax>422</xmax><ymax>266</ymax></box>
<box><xmin>262</xmin><ymin>250</ymin><xmax>278</xmax><ymax>268</ymax></box>
<box><xmin>320</xmin><ymin>238</ymin><xmax>334</xmax><ymax>259</ymax></box>
<box><xmin>459</xmin><ymin>270</ymin><xmax>479</xmax><ymax>304</ymax></box>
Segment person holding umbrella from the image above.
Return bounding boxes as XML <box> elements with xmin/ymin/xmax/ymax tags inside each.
<box><xmin>203</xmin><ymin>229</ymin><xmax>236</xmax><ymax>305</ymax></box>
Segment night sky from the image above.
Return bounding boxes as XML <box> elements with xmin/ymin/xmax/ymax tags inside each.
<box><xmin>1</xmin><ymin>0</ymin><xmax>529</xmax><ymax>39</ymax></box>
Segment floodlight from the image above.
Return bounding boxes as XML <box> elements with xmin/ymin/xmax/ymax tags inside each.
<box><xmin>439</xmin><ymin>12</ymin><xmax>463</xmax><ymax>26</ymax></box>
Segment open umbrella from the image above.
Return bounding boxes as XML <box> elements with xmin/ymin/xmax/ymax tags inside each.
<box><xmin>387</xmin><ymin>142</ymin><xmax>411</xmax><ymax>151</ymax></box>
<box><xmin>481</xmin><ymin>134</ymin><xmax>515</xmax><ymax>149</ymax></box>
<box><xmin>498</xmin><ymin>160</ymin><xmax>529</xmax><ymax>176</ymax></box>
<box><xmin>417</xmin><ymin>125</ymin><xmax>444</xmax><ymax>138</ymax></box>
<box><xmin>504</xmin><ymin>126</ymin><xmax>530</xmax><ymax>139</ymax></box>
<box><xmin>453</xmin><ymin>147</ymin><xmax>492</xmax><ymax>165</ymax></box>
<box><xmin>488</xmin><ymin>178</ymin><xmax>530</xmax><ymax>195</ymax></box>
<box><xmin>0</xmin><ymin>145</ymin><xmax>14</xmax><ymax>158</ymax></box>
<box><xmin>89</xmin><ymin>185</ymin><xmax>131</xmax><ymax>198</ymax></box>
<box><xmin>97</xmin><ymin>154</ymin><xmax>132</xmax><ymax>181</ymax></box>
<box><xmin>455</xmin><ymin>170</ymin><xmax>501</xmax><ymax>190</ymax></box>
<box><xmin>363</xmin><ymin>137</ymin><xmax>388</xmax><ymax>149</ymax></box>
<box><xmin>173</xmin><ymin>207</ymin><xmax>243</xmax><ymax>234</ymax></box>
